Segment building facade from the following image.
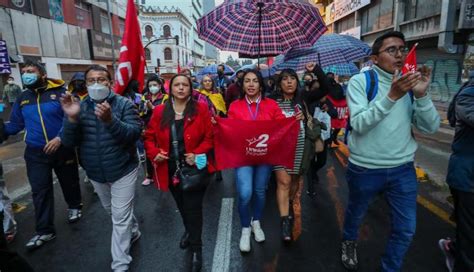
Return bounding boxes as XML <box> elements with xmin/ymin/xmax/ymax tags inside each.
<box><xmin>139</xmin><ymin>5</ymin><xmax>194</xmax><ymax>75</ymax></box>
<box><xmin>202</xmin><ymin>0</ymin><xmax>219</xmax><ymax>65</ymax></box>
<box><xmin>0</xmin><ymin>0</ymin><xmax>127</xmax><ymax>88</ymax></box>
<box><xmin>319</xmin><ymin>0</ymin><xmax>474</xmax><ymax>105</ymax></box>
<box><xmin>138</xmin><ymin>0</ymin><xmax>211</xmax><ymax>72</ymax></box>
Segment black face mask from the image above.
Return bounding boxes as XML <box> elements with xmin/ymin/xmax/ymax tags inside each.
<box><xmin>73</xmin><ymin>81</ymin><xmax>86</xmax><ymax>93</ymax></box>
<box><xmin>304</xmin><ymin>80</ymin><xmax>312</xmax><ymax>86</ymax></box>
<box><xmin>217</xmin><ymin>70</ymin><xmax>224</xmax><ymax>76</ymax></box>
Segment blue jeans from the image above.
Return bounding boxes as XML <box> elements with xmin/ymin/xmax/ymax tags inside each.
<box><xmin>343</xmin><ymin>162</ymin><xmax>417</xmax><ymax>272</ymax></box>
<box><xmin>235</xmin><ymin>165</ymin><xmax>272</xmax><ymax>227</ymax></box>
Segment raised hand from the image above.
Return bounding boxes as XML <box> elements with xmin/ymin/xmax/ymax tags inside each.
<box><xmin>412</xmin><ymin>65</ymin><xmax>432</xmax><ymax>98</ymax></box>
<box><xmin>388</xmin><ymin>70</ymin><xmax>421</xmax><ymax>101</ymax></box>
<box><xmin>60</xmin><ymin>93</ymin><xmax>80</xmax><ymax>122</ymax></box>
<box><xmin>95</xmin><ymin>101</ymin><xmax>112</xmax><ymax>123</ymax></box>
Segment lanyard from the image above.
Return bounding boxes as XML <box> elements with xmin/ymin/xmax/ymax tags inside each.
<box><xmin>246</xmin><ymin>100</ymin><xmax>260</xmax><ymax>120</ymax></box>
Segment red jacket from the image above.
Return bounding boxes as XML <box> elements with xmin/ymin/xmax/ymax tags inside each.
<box><xmin>144</xmin><ymin>103</ymin><xmax>214</xmax><ymax>191</ymax></box>
<box><xmin>327</xmin><ymin>96</ymin><xmax>349</xmax><ymax>129</ymax></box>
<box><xmin>228</xmin><ymin>97</ymin><xmax>285</xmax><ymax>120</ymax></box>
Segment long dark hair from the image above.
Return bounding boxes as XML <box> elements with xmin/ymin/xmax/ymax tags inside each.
<box><xmin>273</xmin><ymin>69</ymin><xmax>303</xmax><ymax>108</ymax></box>
<box><xmin>238</xmin><ymin>69</ymin><xmax>266</xmax><ymax>99</ymax></box>
<box><xmin>160</xmin><ymin>74</ymin><xmax>197</xmax><ymax>129</ymax></box>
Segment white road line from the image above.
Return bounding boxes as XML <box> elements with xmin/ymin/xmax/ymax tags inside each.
<box><xmin>211</xmin><ymin>198</ymin><xmax>234</xmax><ymax>272</ymax></box>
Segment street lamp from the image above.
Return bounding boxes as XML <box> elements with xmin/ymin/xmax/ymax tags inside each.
<box><xmin>143</xmin><ymin>35</ymin><xmax>180</xmax><ymax>74</ymax></box>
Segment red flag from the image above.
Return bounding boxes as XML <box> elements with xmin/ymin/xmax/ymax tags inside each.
<box><xmin>213</xmin><ymin>118</ymin><xmax>300</xmax><ymax>170</ymax></box>
<box><xmin>402</xmin><ymin>43</ymin><xmax>418</xmax><ymax>74</ymax></box>
<box><xmin>267</xmin><ymin>57</ymin><xmax>274</xmax><ymax>67</ymax></box>
<box><xmin>114</xmin><ymin>0</ymin><xmax>145</xmax><ymax>95</ymax></box>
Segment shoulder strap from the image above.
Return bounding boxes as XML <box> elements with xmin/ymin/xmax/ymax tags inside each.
<box><xmin>364</xmin><ymin>70</ymin><xmax>378</xmax><ymax>102</ymax></box>
<box><xmin>170</xmin><ymin>121</ymin><xmax>180</xmax><ymax>166</ymax></box>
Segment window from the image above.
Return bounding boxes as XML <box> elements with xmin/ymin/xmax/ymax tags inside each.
<box><xmin>119</xmin><ymin>19</ymin><xmax>125</xmax><ymax>36</ymax></box>
<box><xmin>361</xmin><ymin>0</ymin><xmax>394</xmax><ymax>33</ymax></box>
<box><xmin>75</xmin><ymin>0</ymin><xmax>92</xmax><ymax>29</ymax></box>
<box><xmin>145</xmin><ymin>48</ymin><xmax>151</xmax><ymax>60</ymax></box>
<box><xmin>163</xmin><ymin>25</ymin><xmax>171</xmax><ymax>37</ymax></box>
<box><xmin>145</xmin><ymin>25</ymin><xmax>153</xmax><ymax>38</ymax></box>
<box><xmin>100</xmin><ymin>11</ymin><xmax>111</xmax><ymax>34</ymax></box>
<box><xmin>164</xmin><ymin>48</ymin><xmax>172</xmax><ymax>60</ymax></box>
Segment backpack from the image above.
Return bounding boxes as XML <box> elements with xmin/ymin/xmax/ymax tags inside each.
<box><xmin>447</xmin><ymin>82</ymin><xmax>473</xmax><ymax>127</ymax></box>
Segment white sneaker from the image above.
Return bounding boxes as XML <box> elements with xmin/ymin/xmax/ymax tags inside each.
<box><xmin>239</xmin><ymin>227</ymin><xmax>251</xmax><ymax>252</ymax></box>
<box><xmin>251</xmin><ymin>220</ymin><xmax>265</xmax><ymax>242</ymax></box>
<box><xmin>142</xmin><ymin>178</ymin><xmax>153</xmax><ymax>186</ymax></box>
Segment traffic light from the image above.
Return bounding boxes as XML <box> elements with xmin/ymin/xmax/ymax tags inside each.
<box><xmin>175</xmin><ymin>35</ymin><xmax>179</xmax><ymax>45</ymax></box>
<box><xmin>157</xmin><ymin>58</ymin><xmax>161</xmax><ymax>67</ymax></box>
<box><xmin>155</xmin><ymin>67</ymin><xmax>160</xmax><ymax>74</ymax></box>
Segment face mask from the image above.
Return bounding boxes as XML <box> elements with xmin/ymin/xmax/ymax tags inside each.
<box><xmin>217</xmin><ymin>70</ymin><xmax>224</xmax><ymax>76</ymax></box>
<box><xmin>304</xmin><ymin>80</ymin><xmax>312</xmax><ymax>86</ymax></box>
<box><xmin>22</xmin><ymin>73</ymin><xmax>39</xmax><ymax>87</ymax></box>
<box><xmin>73</xmin><ymin>82</ymin><xmax>86</xmax><ymax>93</ymax></box>
<box><xmin>87</xmin><ymin>83</ymin><xmax>110</xmax><ymax>102</ymax></box>
<box><xmin>149</xmin><ymin>86</ymin><xmax>160</xmax><ymax>94</ymax></box>
<box><xmin>195</xmin><ymin>154</ymin><xmax>207</xmax><ymax>170</ymax></box>
<box><xmin>7</xmin><ymin>80</ymin><xmax>14</xmax><ymax>84</ymax></box>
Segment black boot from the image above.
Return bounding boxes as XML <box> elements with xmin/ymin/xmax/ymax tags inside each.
<box><xmin>281</xmin><ymin>216</ymin><xmax>292</xmax><ymax>242</ymax></box>
<box><xmin>191</xmin><ymin>249</ymin><xmax>202</xmax><ymax>272</ymax></box>
<box><xmin>180</xmin><ymin>231</ymin><xmax>190</xmax><ymax>249</ymax></box>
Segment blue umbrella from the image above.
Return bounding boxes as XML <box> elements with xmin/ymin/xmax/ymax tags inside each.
<box><xmin>230</xmin><ymin>64</ymin><xmax>276</xmax><ymax>79</ymax></box>
<box><xmin>275</xmin><ymin>34</ymin><xmax>371</xmax><ymax>71</ymax></box>
<box><xmin>323</xmin><ymin>63</ymin><xmax>359</xmax><ymax>76</ymax></box>
<box><xmin>197</xmin><ymin>64</ymin><xmax>235</xmax><ymax>76</ymax></box>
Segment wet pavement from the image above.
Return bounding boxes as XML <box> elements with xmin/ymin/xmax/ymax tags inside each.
<box><xmin>5</xmin><ymin>144</ymin><xmax>455</xmax><ymax>272</ymax></box>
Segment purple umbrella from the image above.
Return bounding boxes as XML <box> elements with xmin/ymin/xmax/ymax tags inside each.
<box><xmin>197</xmin><ymin>0</ymin><xmax>327</xmax><ymax>65</ymax></box>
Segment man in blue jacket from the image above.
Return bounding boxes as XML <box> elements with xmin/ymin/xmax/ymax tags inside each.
<box><xmin>4</xmin><ymin>61</ymin><xmax>82</xmax><ymax>250</ymax></box>
<box><xmin>61</xmin><ymin>65</ymin><xmax>142</xmax><ymax>272</ymax></box>
<box><xmin>439</xmin><ymin>70</ymin><xmax>474</xmax><ymax>272</ymax></box>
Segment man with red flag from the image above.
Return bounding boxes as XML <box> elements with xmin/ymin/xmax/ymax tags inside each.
<box><xmin>341</xmin><ymin>31</ymin><xmax>440</xmax><ymax>271</ymax></box>
<box><xmin>114</xmin><ymin>0</ymin><xmax>145</xmax><ymax>96</ymax></box>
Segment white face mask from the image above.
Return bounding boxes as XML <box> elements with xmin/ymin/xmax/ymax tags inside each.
<box><xmin>149</xmin><ymin>86</ymin><xmax>160</xmax><ymax>94</ymax></box>
<box><xmin>87</xmin><ymin>83</ymin><xmax>110</xmax><ymax>102</ymax></box>
<box><xmin>7</xmin><ymin>80</ymin><xmax>14</xmax><ymax>84</ymax></box>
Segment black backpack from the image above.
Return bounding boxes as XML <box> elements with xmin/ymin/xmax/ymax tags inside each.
<box><xmin>447</xmin><ymin>82</ymin><xmax>473</xmax><ymax>127</ymax></box>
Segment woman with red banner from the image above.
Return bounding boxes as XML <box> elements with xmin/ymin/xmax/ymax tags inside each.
<box><xmin>227</xmin><ymin>70</ymin><xmax>285</xmax><ymax>253</ymax></box>
<box><xmin>144</xmin><ymin>74</ymin><xmax>214</xmax><ymax>272</ymax></box>
<box><xmin>271</xmin><ymin>63</ymin><xmax>330</xmax><ymax>243</ymax></box>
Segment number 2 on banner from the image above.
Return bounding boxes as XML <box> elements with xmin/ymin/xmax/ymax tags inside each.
<box><xmin>256</xmin><ymin>134</ymin><xmax>269</xmax><ymax>148</ymax></box>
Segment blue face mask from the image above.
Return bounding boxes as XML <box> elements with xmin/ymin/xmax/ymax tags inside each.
<box><xmin>195</xmin><ymin>154</ymin><xmax>207</xmax><ymax>170</ymax></box>
<box><xmin>22</xmin><ymin>73</ymin><xmax>39</xmax><ymax>86</ymax></box>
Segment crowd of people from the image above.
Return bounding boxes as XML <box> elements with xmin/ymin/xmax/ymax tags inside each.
<box><xmin>0</xmin><ymin>30</ymin><xmax>472</xmax><ymax>272</ymax></box>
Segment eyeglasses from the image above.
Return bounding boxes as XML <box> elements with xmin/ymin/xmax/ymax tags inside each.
<box><xmin>379</xmin><ymin>46</ymin><xmax>410</xmax><ymax>57</ymax></box>
<box><xmin>86</xmin><ymin>77</ymin><xmax>109</xmax><ymax>85</ymax></box>
<box><xmin>202</xmin><ymin>80</ymin><xmax>213</xmax><ymax>83</ymax></box>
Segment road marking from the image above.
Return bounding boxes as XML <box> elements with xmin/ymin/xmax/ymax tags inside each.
<box><xmin>212</xmin><ymin>198</ymin><xmax>234</xmax><ymax>272</ymax></box>
<box><xmin>333</xmin><ymin>144</ymin><xmax>455</xmax><ymax>227</ymax></box>
<box><xmin>417</xmin><ymin>195</ymin><xmax>455</xmax><ymax>227</ymax></box>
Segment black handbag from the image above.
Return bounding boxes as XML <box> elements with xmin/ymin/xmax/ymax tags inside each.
<box><xmin>171</xmin><ymin>121</ymin><xmax>209</xmax><ymax>192</ymax></box>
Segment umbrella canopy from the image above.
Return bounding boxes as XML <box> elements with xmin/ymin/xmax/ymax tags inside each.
<box><xmin>276</xmin><ymin>34</ymin><xmax>371</xmax><ymax>70</ymax></box>
<box><xmin>230</xmin><ymin>64</ymin><xmax>276</xmax><ymax>80</ymax></box>
<box><xmin>197</xmin><ymin>64</ymin><xmax>235</xmax><ymax>77</ymax></box>
<box><xmin>323</xmin><ymin>63</ymin><xmax>360</xmax><ymax>76</ymax></box>
<box><xmin>197</xmin><ymin>0</ymin><xmax>327</xmax><ymax>60</ymax></box>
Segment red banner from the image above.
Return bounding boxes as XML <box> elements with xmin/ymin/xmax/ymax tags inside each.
<box><xmin>114</xmin><ymin>0</ymin><xmax>145</xmax><ymax>95</ymax></box>
<box><xmin>402</xmin><ymin>43</ymin><xmax>418</xmax><ymax>74</ymax></box>
<box><xmin>213</xmin><ymin>118</ymin><xmax>300</xmax><ymax>170</ymax></box>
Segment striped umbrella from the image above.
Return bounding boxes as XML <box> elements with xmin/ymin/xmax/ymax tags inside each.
<box><xmin>197</xmin><ymin>0</ymin><xmax>327</xmax><ymax>64</ymax></box>
<box><xmin>275</xmin><ymin>34</ymin><xmax>371</xmax><ymax>70</ymax></box>
<box><xmin>323</xmin><ymin>63</ymin><xmax>360</xmax><ymax>76</ymax></box>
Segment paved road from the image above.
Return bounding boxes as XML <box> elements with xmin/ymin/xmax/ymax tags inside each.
<box><xmin>6</xmin><ymin>147</ymin><xmax>454</xmax><ymax>272</ymax></box>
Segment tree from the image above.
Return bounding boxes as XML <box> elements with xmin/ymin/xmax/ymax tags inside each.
<box><xmin>241</xmin><ymin>59</ymin><xmax>253</xmax><ymax>66</ymax></box>
<box><xmin>225</xmin><ymin>55</ymin><xmax>241</xmax><ymax>70</ymax></box>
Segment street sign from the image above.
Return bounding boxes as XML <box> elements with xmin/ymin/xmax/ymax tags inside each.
<box><xmin>0</xmin><ymin>39</ymin><xmax>12</xmax><ymax>74</ymax></box>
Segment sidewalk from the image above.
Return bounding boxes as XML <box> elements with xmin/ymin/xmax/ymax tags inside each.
<box><xmin>0</xmin><ymin>139</ymin><xmax>30</xmax><ymax>200</ymax></box>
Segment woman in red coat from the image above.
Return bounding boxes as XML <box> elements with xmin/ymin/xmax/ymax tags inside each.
<box><xmin>227</xmin><ymin>69</ymin><xmax>285</xmax><ymax>253</ymax></box>
<box><xmin>144</xmin><ymin>74</ymin><xmax>213</xmax><ymax>272</ymax></box>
